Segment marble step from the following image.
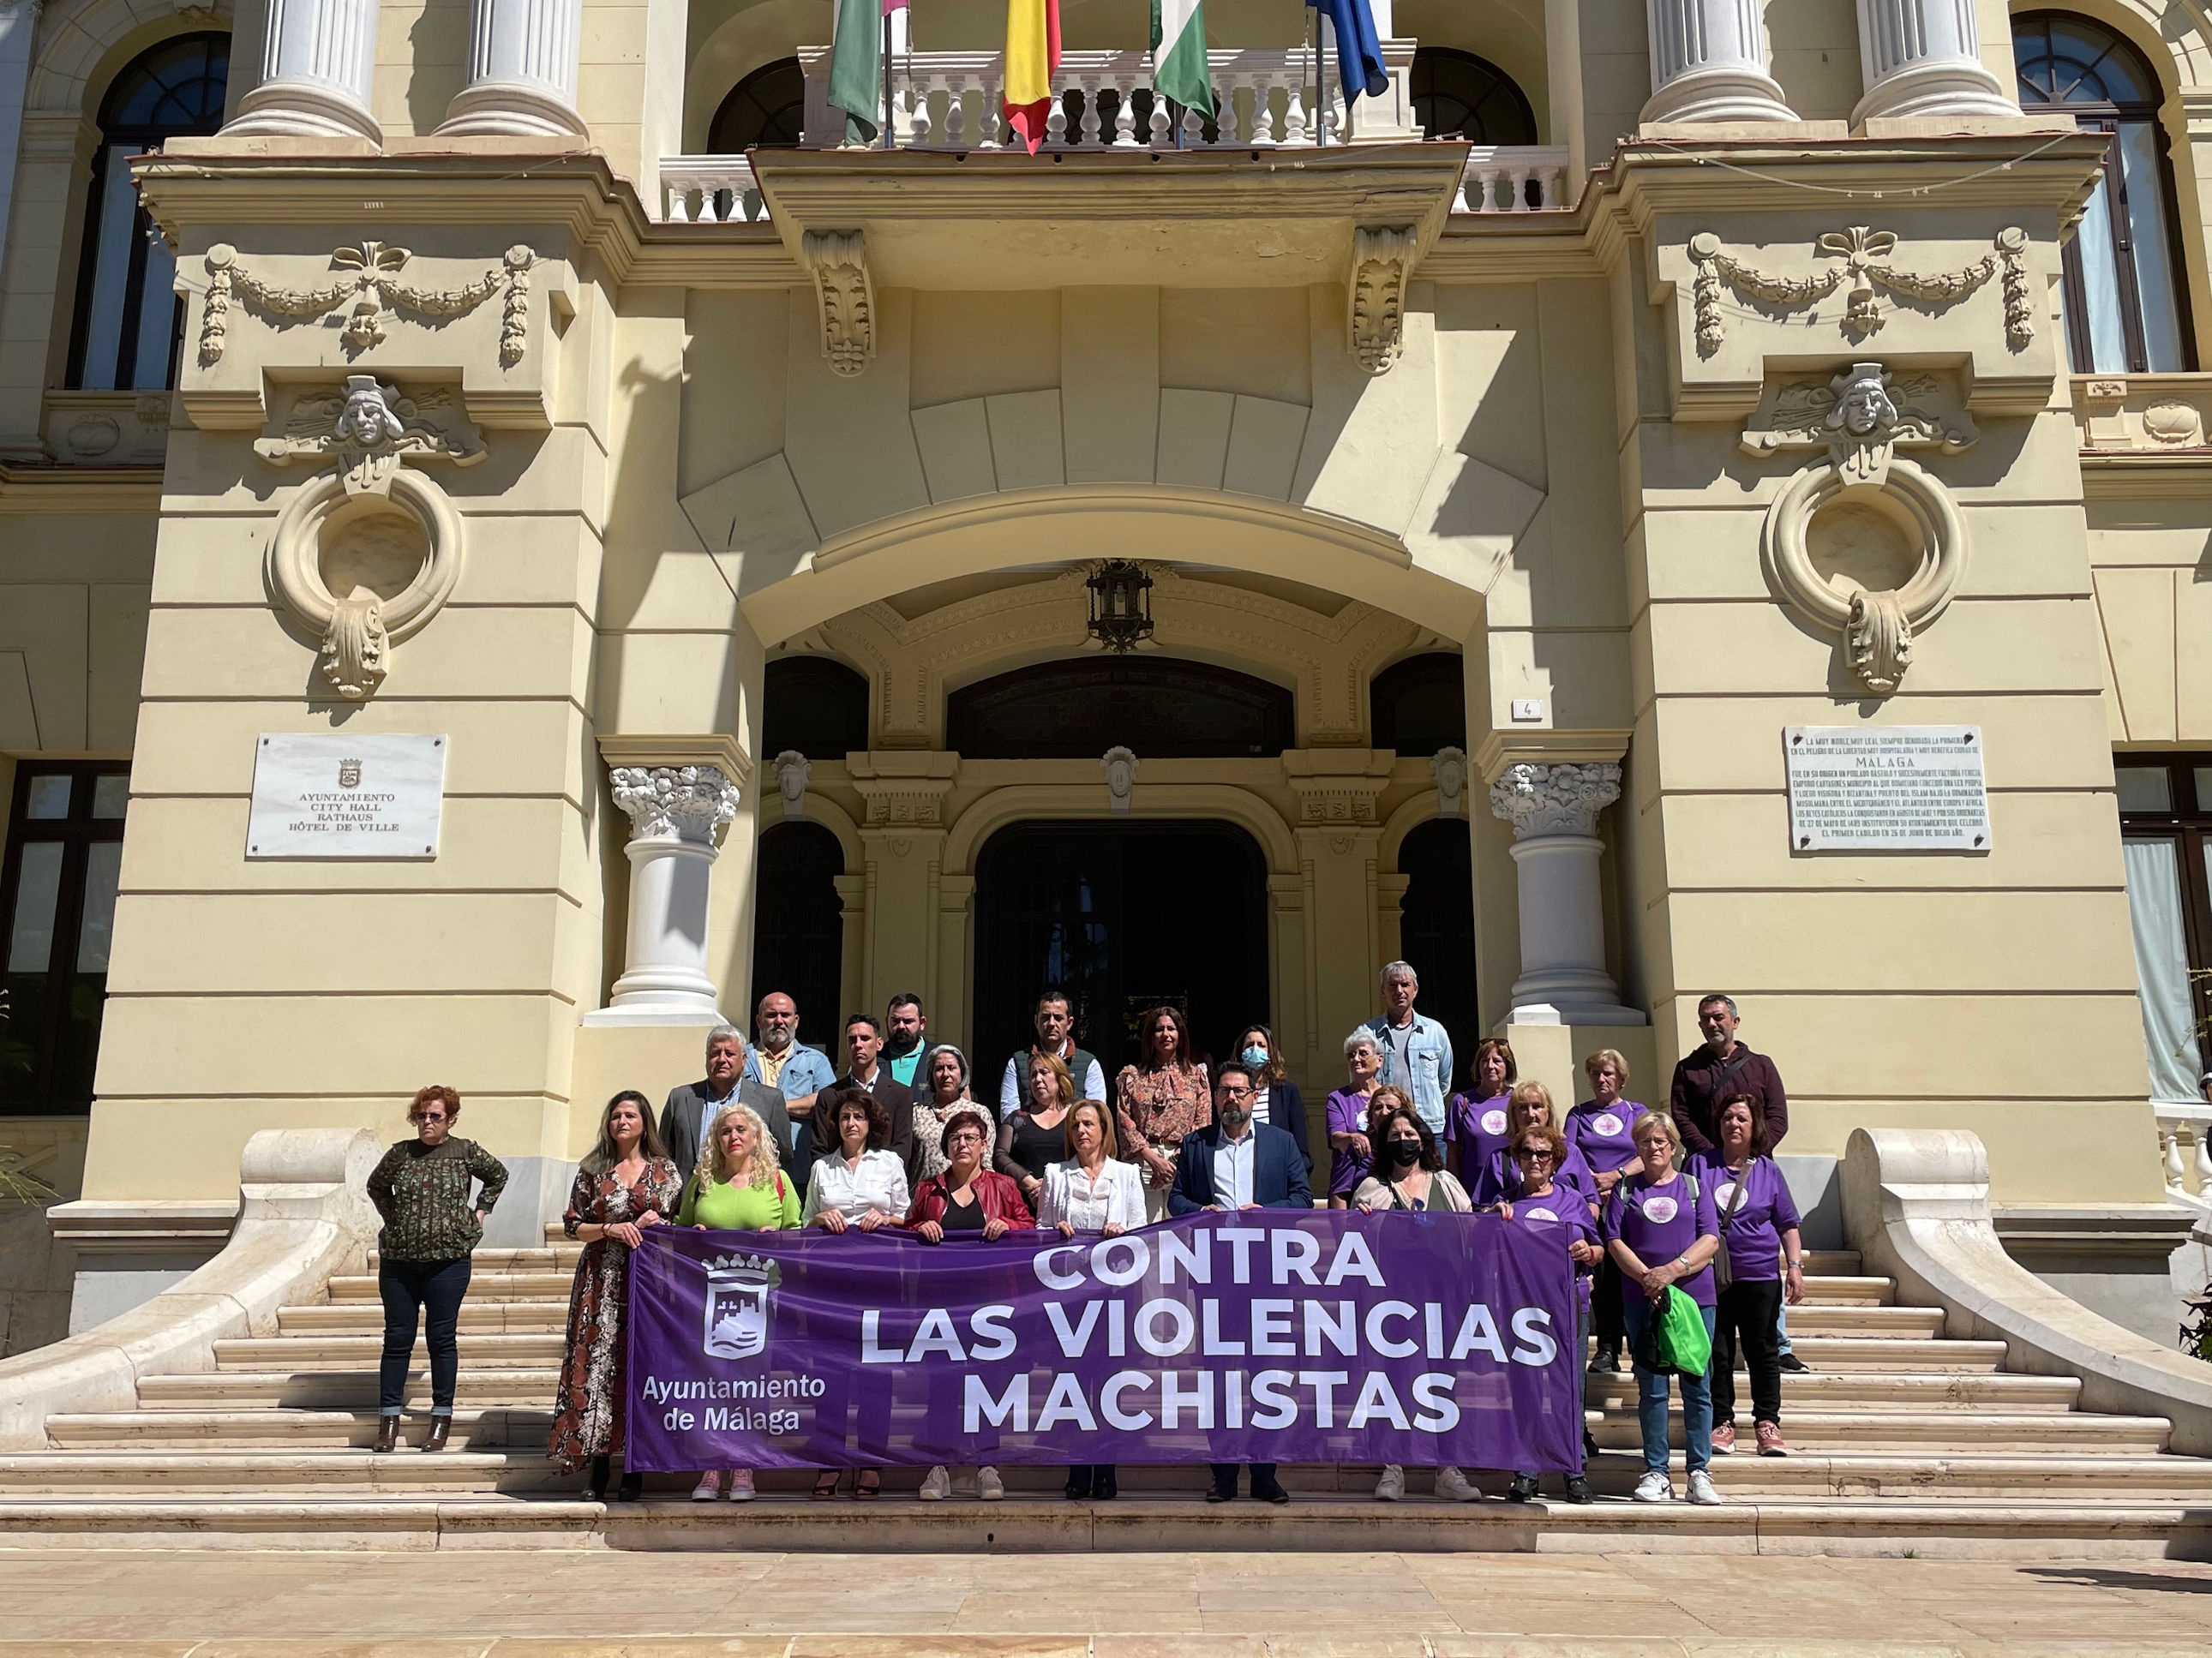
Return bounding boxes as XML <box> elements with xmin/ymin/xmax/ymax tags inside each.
<box><xmin>138</xmin><ymin>1369</ymin><xmax>563</xmax><ymax>1410</ymax></box>
<box><xmin>1583</xmin><ymin>1367</ymin><xmax>2065</xmax><ymax>1410</ymax></box>
<box><xmin>0</xmin><ymin>1491</ymin><xmax>2199</xmax><ymax>1559</ymax></box>
<box><xmin>213</xmin><ymin>1333</ymin><xmax>566</xmax><ymax>1368</ymax></box>
<box><xmin>55</xmin><ymin>1402</ymin><xmax>2172</xmax><ymax>1456</ymax></box>
<box><xmin>3</xmin><ymin>1447</ymin><xmax>2207</xmax><ymax>1502</ymax></box>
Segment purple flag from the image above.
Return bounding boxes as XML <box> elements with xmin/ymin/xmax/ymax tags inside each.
<box><xmin>625</xmin><ymin>1210</ymin><xmax>1583</xmax><ymax>1472</ymax></box>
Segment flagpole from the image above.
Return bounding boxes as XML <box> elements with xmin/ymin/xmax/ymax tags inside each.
<box><xmin>1315</xmin><ymin>12</ymin><xmax>1328</xmax><ymax>146</ymax></box>
<box><xmin>881</xmin><ymin>8</ymin><xmax>893</xmax><ymax>148</ymax></box>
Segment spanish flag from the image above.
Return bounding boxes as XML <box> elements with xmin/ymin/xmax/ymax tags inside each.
<box><xmin>1004</xmin><ymin>0</ymin><xmax>1061</xmax><ymax>153</ymax></box>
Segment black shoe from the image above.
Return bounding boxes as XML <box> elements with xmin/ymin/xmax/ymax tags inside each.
<box><xmin>420</xmin><ymin>1416</ymin><xmax>451</xmax><ymax>1454</ymax></box>
<box><xmin>1205</xmin><ymin>1486</ymin><xmax>1234</xmax><ymax>1504</ymax></box>
<box><xmin>1584</xmin><ymin>1428</ymin><xmax>1602</xmax><ymax>1460</ymax></box>
<box><xmin>1252</xmin><ymin>1477</ymin><xmax>1290</xmax><ymax>1505</ymax></box>
<box><xmin>1064</xmin><ymin>1469</ymin><xmax>1094</xmax><ymax>1501</ymax></box>
<box><xmin>373</xmin><ymin>1414</ymin><xmax>401</xmax><ymax>1454</ymax></box>
<box><xmin>614</xmin><ymin>1470</ymin><xmax>644</xmax><ymax>1502</ymax></box>
<box><xmin>1588</xmin><ymin>1347</ymin><xmax>1620</xmax><ymax>1374</ymax></box>
<box><xmin>581</xmin><ymin>1454</ymin><xmax>610</xmax><ymax>1500</ymax></box>
<box><xmin>1506</xmin><ymin>1475</ymin><xmax>1538</xmax><ymax>1504</ymax></box>
<box><xmin>1094</xmin><ymin>1469</ymin><xmax>1118</xmax><ymax>1500</ymax></box>
<box><xmin>1778</xmin><ymin>1352</ymin><xmax>1810</xmax><ymax>1373</ymax></box>
<box><xmin>1564</xmin><ymin>1475</ymin><xmax>1592</xmax><ymax>1505</ymax></box>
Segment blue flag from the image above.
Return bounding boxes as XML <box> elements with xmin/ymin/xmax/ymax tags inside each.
<box><xmin>1307</xmin><ymin>0</ymin><xmax>1388</xmax><ymax>104</ymax></box>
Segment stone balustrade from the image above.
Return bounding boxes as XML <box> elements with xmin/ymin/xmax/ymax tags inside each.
<box><xmin>662</xmin><ymin>156</ymin><xmax>767</xmax><ymax>224</ymax></box>
<box><xmin>2159</xmin><ymin>1105</ymin><xmax>2212</xmax><ymax>1206</ymax></box>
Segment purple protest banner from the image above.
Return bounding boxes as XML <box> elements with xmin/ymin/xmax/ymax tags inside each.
<box><xmin>624</xmin><ymin>1209</ymin><xmax>1582</xmax><ymax>1472</ymax></box>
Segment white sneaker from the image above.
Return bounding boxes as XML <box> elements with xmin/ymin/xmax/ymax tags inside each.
<box><xmin>690</xmin><ymin>1472</ymin><xmax>722</xmax><ymax>1502</ymax></box>
<box><xmin>919</xmin><ymin>1464</ymin><xmax>951</xmax><ymax>1501</ymax></box>
<box><xmin>1434</xmin><ymin>1466</ymin><xmax>1479</xmax><ymax>1503</ymax></box>
<box><xmin>1374</xmin><ymin>1463</ymin><xmax>1404</xmax><ymax>1501</ymax></box>
<box><xmin>1633</xmin><ymin>1470</ymin><xmax>1673</xmax><ymax>1503</ymax></box>
<box><xmin>725</xmin><ymin>1469</ymin><xmax>755</xmax><ymax>1502</ymax></box>
<box><xmin>976</xmin><ymin>1465</ymin><xmax>1004</xmax><ymax>1501</ymax></box>
<box><xmin>1687</xmin><ymin>1470</ymin><xmax>1722</xmax><ymax>1506</ymax></box>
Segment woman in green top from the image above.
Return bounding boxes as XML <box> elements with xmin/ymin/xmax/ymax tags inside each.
<box><xmin>679</xmin><ymin>1101</ymin><xmax>801</xmax><ymax>1501</ymax></box>
<box><xmin>364</xmin><ymin>1085</ymin><xmax>508</xmax><ymax>1454</ymax></box>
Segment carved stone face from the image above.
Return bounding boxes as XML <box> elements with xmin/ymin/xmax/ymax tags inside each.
<box><xmin>334</xmin><ymin>378</ymin><xmax>402</xmax><ymax>446</ymax></box>
<box><xmin>1836</xmin><ymin>374</ymin><xmax>1896</xmax><ymax>436</ymax></box>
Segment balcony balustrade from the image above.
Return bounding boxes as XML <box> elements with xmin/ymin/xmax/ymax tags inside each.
<box><xmin>2160</xmin><ymin>1106</ymin><xmax>2212</xmax><ymax>1208</ymax></box>
<box><xmin>660</xmin><ymin>45</ymin><xmax>1569</xmax><ymax>224</ymax></box>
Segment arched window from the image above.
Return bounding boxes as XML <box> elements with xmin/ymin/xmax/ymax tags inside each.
<box><xmin>710</xmin><ymin>57</ymin><xmax>808</xmax><ymax>152</ymax></box>
<box><xmin>67</xmin><ymin>33</ymin><xmax>229</xmax><ymax>392</ymax></box>
<box><xmin>750</xmin><ymin>823</ymin><xmax>845</xmax><ymax>1052</ymax></box>
<box><xmin>2015</xmin><ymin>14</ymin><xmax>2191</xmax><ymax>373</ymax></box>
<box><xmin>1369</xmin><ymin>652</ymin><xmax>1466</xmax><ymax>757</ymax></box>
<box><xmin>1396</xmin><ymin>818</ymin><xmax>1476</xmax><ymax>1068</ymax></box>
<box><xmin>1412</xmin><ymin>49</ymin><xmax>1536</xmax><ymax>145</ymax></box>
<box><xmin>947</xmin><ymin>658</ymin><xmax>1293</xmax><ymax>759</ymax></box>
<box><xmin>762</xmin><ymin>656</ymin><xmax>871</xmax><ymax>760</ymax></box>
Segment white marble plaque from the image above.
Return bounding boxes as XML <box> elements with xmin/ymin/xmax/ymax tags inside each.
<box><xmin>247</xmin><ymin>734</ymin><xmax>447</xmax><ymax>859</ymax></box>
<box><xmin>1784</xmin><ymin>726</ymin><xmax>1991</xmax><ymax>852</ymax></box>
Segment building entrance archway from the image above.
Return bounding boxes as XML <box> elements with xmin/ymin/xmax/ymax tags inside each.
<box><xmin>972</xmin><ymin>820</ymin><xmax>1269</xmax><ymax>1102</ymax></box>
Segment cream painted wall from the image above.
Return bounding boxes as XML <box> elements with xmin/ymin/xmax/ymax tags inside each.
<box><xmin>2086</xmin><ymin>493</ymin><xmax>2212</xmax><ymax>743</ymax></box>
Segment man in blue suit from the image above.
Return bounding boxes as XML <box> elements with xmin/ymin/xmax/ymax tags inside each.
<box><xmin>1169</xmin><ymin>1061</ymin><xmax>1313</xmax><ymax>1505</ymax></box>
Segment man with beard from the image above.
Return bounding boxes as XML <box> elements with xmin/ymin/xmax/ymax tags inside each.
<box><xmin>748</xmin><ymin>991</ymin><xmax>837</xmax><ymax>1188</ymax></box>
<box><xmin>1167</xmin><ymin>1061</ymin><xmax>1312</xmax><ymax>1505</ymax></box>
<box><xmin>883</xmin><ymin>993</ymin><xmax>928</xmax><ymax>1090</ymax></box>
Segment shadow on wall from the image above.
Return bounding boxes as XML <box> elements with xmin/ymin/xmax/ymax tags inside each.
<box><xmin>0</xmin><ymin>1200</ymin><xmax>76</xmax><ymax>1358</ymax></box>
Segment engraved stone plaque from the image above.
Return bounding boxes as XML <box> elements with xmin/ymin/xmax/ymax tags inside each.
<box><xmin>1783</xmin><ymin>727</ymin><xmax>1991</xmax><ymax>852</ymax></box>
<box><xmin>247</xmin><ymin>733</ymin><xmax>446</xmax><ymax>859</ymax></box>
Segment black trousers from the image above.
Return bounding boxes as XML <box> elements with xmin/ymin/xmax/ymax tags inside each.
<box><xmin>1711</xmin><ymin>1276</ymin><xmax>1783</xmax><ymax>1428</ymax></box>
<box><xmin>379</xmin><ymin>1255</ymin><xmax>472</xmax><ymax>1414</ymax></box>
<box><xmin>1594</xmin><ymin>1254</ymin><xmax>1626</xmax><ymax>1352</ymax></box>
<box><xmin>1210</xmin><ymin>1462</ymin><xmax>1279</xmax><ymax>1494</ymax></box>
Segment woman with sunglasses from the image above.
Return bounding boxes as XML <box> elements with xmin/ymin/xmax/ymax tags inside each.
<box><xmin>1491</xmin><ymin>1123</ymin><xmax>1599</xmax><ymax>1504</ymax></box>
<box><xmin>906</xmin><ymin>1106</ymin><xmax>1036</xmax><ymax>1502</ymax></box>
<box><xmin>1351</xmin><ymin>1104</ymin><xmax>1478</xmax><ymax>1504</ymax></box>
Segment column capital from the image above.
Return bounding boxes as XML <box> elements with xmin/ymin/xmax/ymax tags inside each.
<box><xmin>609</xmin><ymin>764</ymin><xmax>743</xmax><ymax>846</ymax></box>
<box><xmin>1489</xmin><ymin>761</ymin><xmax>1623</xmax><ymax>840</ymax></box>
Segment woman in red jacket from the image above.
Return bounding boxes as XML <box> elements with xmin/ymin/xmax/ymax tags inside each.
<box><xmin>903</xmin><ymin>1106</ymin><xmax>1036</xmax><ymax>1501</ymax></box>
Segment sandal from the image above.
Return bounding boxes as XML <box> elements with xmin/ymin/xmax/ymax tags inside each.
<box><xmin>855</xmin><ymin>1470</ymin><xmax>881</xmax><ymax>1500</ymax></box>
<box><xmin>812</xmin><ymin>1470</ymin><xmax>842</xmax><ymax>1499</ymax></box>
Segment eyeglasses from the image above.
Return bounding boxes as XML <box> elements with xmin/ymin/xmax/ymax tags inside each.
<box><xmin>949</xmin><ymin>1130</ymin><xmax>986</xmax><ymax>1146</ymax></box>
<box><xmin>1513</xmin><ymin>1149</ymin><xmax>1556</xmax><ymax>1162</ymax></box>
<box><xmin>413</xmin><ymin>1112</ymin><xmax>447</xmax><ymax>1125</ymax></box>
<box><xmin>1220</xmin><ymin>1085</ymin><xmax>1254</xmax><ymax>1100</ymax></box>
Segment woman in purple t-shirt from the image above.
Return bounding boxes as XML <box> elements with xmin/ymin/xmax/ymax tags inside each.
<box><xmin>1598</xmin><ymin>1110</ymin><xmax>1722</xmax><ymax>1505</ymax></box>
<box><xmin>1687</xmin><ymin>1092</ymin><xmax>1805</xmax><ymax>1457</ymax></box>
<box><xmin>1492</xmin><ymin>1124</ymin><xmax>1600</xmax><ymax>1505</ymax></box>
<box><xmin>1567</xmin><ymin>1048</ymin><xmax>1646</xmax><ymax>1375</ymax></box>
<box><xmin>1324</xmin><ymin>1034</ymin><xmax>1388</xmax><ymax>1206</ymax></box>
<box><xmin>1472</xmin><ymin>1081</ymin><xmax>1598</xmax><ymax>1212</ymax></box>
<box><xmin>1443</xmin><ymin>1037</ymin><xmax>1516</xmax><ymax>1184</ymax></box>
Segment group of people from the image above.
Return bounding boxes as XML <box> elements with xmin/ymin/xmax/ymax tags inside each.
<box><xmin>361</xmin><ymin>967</ymin><xmax>1808</xmax><ymax>1510</ymax></box>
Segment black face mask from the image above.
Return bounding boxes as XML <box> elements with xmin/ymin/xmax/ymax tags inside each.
<box><xmin>1387</xmin><ymin>1140</ymin><xmax>1424</xmax><ymax>1169</ymax></box>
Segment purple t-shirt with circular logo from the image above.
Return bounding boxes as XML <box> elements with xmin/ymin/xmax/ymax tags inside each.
<box><xmin>1325</xmin><ymin>1087</ymin><xmax>1384</xmax><ymax>1197</ymax></box>
<box><xmin>1444</xmin><ymin>1091</ymin><xmax>1514</xmax><ymax>1170</ymax></box>
<box><xmin>1566</xmin><ymin>1098</ymin><xmax>1648</xmax><ymax>1175</ymax></box>
<box><xmin>1686</xmin><ymin>1150</ymin><xmax>1802</xmax><ymax>1283</ymax></box>
<box><xmin>1499</xmin><ymin>1191</ymin><xmax>1600</xmax><ymax>1310</ymax></box>
<box><xmin>1473</xmin><ymin>1140</ymin><xmax>1598</xmax><ymax>1210</ymax></box>
<box><xmin>1599</xmin><ymin>1170</ymin><xmax>1720</xmax><ymax>1308</ymax></box>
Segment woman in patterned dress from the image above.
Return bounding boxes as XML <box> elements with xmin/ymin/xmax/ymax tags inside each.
<box><xmin>1115</xmin><ymin>1006</ymin><xmax>1211</xmax><ymax>1221</ymax></box>
<box><xmin>548</xmin><ymin>1089</ymin><xmax>681</xmax><ymax>1500</ymax></box>
<box><xmin>907</xmin><ymin>1043</ymin><xmax>973</xmax><ymax>1187</ymax></box>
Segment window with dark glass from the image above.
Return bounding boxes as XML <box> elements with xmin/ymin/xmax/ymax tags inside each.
<box><xmin>1411</xmin><ymin>49</ymin><xmax>1537</xmax><ymax>145</ymax></box>
<box><xmin>1396</xmin><ymin>817</ymin><xmax>1477</xmax><ymax>1064</ymax></box>
<box><xmin>1</xmin><ymin>764</ymin><xmax>129</xmax><ymax>1113</ymax></box>
<box><xmin>2114</xmin><ymin>756</ymin><xmax>2212</xmax><ymax>1103</ymax></box>
<box><xmin>2015</xmin><ymin>15</ymin><xmax>2191</xmax><ymax>374</ymax></box>
<box><xmin>66</xmin><ymin>33</ymin><xmax>230</xmax><ymax>393</ymax></box>
<box><xmin>750</xmin><ymin>823</ymin><xmax>844</xmax><ymax>1052</ymax></box>
<box><xmin>761</xmin><ymin>655</ymin><xmax>871</xmax><ymax>762</ymax></box>
<box><xmin>710</xmin><ymin>57</ymin><xmax>809</xmax><ymax>152</ymax></box>
<box><xmin>947</xmin><ymin>658</ymin><xmax>1293</xmax><ymax>759</ymax></box>
<box><xmin>1370</xmin><ymin>652</ymin><xmax>1466</xmax><ymax>757</ymax></box>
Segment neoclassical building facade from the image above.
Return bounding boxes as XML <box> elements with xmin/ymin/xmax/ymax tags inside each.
<box><xmin>1</xmin><ymin>0</ymin><xmax>2209</xmax><ymax>1340</ymax></box>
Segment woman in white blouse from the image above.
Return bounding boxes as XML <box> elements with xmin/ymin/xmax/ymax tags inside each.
<box><xmin>1038</xmin><ymin>1099</ymin><xmax>1143</xmax><ymax>1502</ymax></box>
<box><xmin>802</xmin><ymin>1090</ymin><xmax>912</xmax><ymax>1235</ymax></box>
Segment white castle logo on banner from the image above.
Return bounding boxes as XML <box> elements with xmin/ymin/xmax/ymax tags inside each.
<box><xmin>702</xmin><ymin>1253</ymin><xmax>782</xmax><ymax>1360</ymax></box>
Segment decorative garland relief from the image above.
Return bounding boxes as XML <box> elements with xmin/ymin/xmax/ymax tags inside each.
<box><xmin>1689</xmin><ymin>226</ymin><xmax>2030</xmax><ymax>356</ymax></box>
<box><xmin>201</xmin><ymin>239</ymin><xmax>536</xmax><ymax>367</ymax></box>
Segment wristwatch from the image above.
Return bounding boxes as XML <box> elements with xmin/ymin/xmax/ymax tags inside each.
<box><xmin>1673</xmin><ymin>1255</ymin><xmax>1690</xmax><ymax>1271</ymax></box>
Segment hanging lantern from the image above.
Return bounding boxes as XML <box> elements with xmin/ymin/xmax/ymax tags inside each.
<box><xmin>1086</xmin><ymin>560</ymin><xmax>1154</xmax><ymax>654</ymax></box>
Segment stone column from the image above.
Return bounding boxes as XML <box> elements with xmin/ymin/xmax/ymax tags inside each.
<box><xmin>224</xmin><ymin>0</ymin><xmax>383</xmax><ymax>143</ymax></box>
<box><xmin>1488</xmin><ymin>762</ymin><xmax>1646</xmax><ymax>1026</ymax></box>
<box><xmin>0</xmin><ymin>1</ymin><xmax>39</xmax><ymax>296</ymax></box>
<box><xmin>438</xmin><ymin>0</ymin><xmax>590</xmax><ymax>138</ymax></box>
<box><xmin>1640</xmin><ymin>0</ymin><xmax>1796</xmax><ymax>125</ymax></box>
<box><xmin>588</xmin><ymin>763</ymin><xmax>742</xmax><ymax>1025</ymax></box>
<box><xmin>1852</xmin><ymin>0</ymin><xmax>2016</xmax><ymax>124</ymax></box>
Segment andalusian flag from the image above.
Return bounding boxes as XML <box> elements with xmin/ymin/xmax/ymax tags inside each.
<box><xmin>1151</xmin><ymin>0</ymin><xmax>1213</xmax><ymax>118</ymax></box>
<box><xmin>830</xmin><ymin>0</ymin><xmax>907</xmax><ymax>146</ymax></box>
<box><xmin>1004</xmin><ymin>0</ymin><xmax>1061</xmax><ymax>153</ymax></box>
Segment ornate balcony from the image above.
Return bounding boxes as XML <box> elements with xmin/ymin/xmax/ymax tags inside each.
<box><xmin>659</xmin><ymin>44</ymin><xmax>1569</xmax><ymax>224</ymax></box>
<box><xmin>2160</xmin><ymin>1105</ymin><xmax>2212</xmax><ymax>1210</ymax></box>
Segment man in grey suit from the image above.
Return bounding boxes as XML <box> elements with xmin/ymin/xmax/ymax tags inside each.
<box><xmin>660</xmin><ymin>1024</ymin><xmax>797</xmax><ymax>1188</ymax></box>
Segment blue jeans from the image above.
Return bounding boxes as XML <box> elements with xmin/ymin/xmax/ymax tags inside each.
<box><xmin>378</xmin><ymin>1256</ymin><xmax>471</xmax><ymax>1414</ymax></box>
<box><xmin>1776</xmin><ymin>1295</ymin><xmax>1795</xmax><ymax>1356</ymax></box>
<box><xmin>1622</xmin><ymin>1294</ymin><xmax>1717</xmax><ymax>1475</ymax></box>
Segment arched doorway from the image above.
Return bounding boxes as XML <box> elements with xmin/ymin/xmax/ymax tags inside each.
<box><xmin>1397</xmin><ymin>817</ymin><xmax>1477</xmax><ymax>1069</ymax></box>
<box><xmin>750</xmin><ymin>821</ymin><xmax>844</xmax><ymax>1050</ymax></box>
<box><xmin>973</xmin><ymin>821</ymin><xmax>1268</xmax><ymax>1100</ymax></box>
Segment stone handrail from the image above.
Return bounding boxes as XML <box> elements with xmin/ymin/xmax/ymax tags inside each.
<box><xmin>662</xmin><ymin>156</ymin><xmax>766</xmax><ymax>224</ymax></box>
<box><xmin>0</xmin><ymin>1128</ymin><xmax>381</xmax><ymax>1449</ymax></box>
<box><xmin>1842</xmin><ymin>1126</ymin><xmax>2212</xmax><ymax>1457</ymax></box>
<box><xmin>2157</xmin><ymin>1104</ymin><xmax>2212</xmax><ymax>1208</ymax></box>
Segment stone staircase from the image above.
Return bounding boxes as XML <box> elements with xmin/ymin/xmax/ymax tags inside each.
<box><xmin>2</xmin><ymin>1233</ymin><xmax>2209</xmax><ymax>1555</ymax></box>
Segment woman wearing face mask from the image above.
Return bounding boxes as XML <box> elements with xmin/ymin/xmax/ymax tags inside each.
<box><xmin>1233</xmin><ymin>1024</ymin><xmax>1312</xmax><ymax>1175</ymax></box>
<box><xmin>1445</xmin><ymin>1037</ymin><xmax>1518</xmax><ymax>1185</ymax></box>
<box><xmin>1326</xmin><ymin>1035</ymin><xmax>1388</xmax><ymax>1208</ymax></box>
<box><xmin>1491</xmin><ymin>1124</ymin><xmax>1599</xmax><ymax>1504</ymax></box>
<box><xmin>1349</xmin><ymin>1104</ymin><xmax>1478</xmax><ymax>1503</ymax></box>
